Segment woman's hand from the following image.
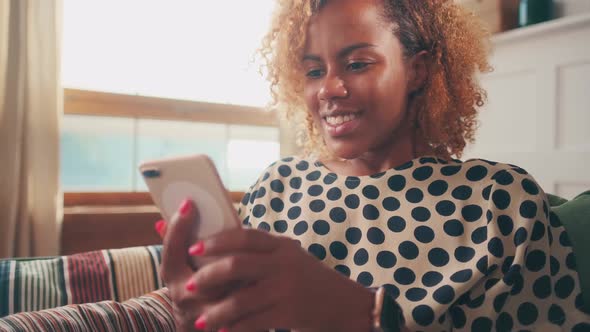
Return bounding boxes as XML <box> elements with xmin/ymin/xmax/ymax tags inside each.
<box><xmin>157</xmin><ymin>199</ymin><xmax>375</xmax><ymax>332</ymax></box>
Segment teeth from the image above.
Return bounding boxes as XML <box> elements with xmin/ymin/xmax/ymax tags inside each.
<box><xmin>325</xmin><ymin>113</ymin><xmax>358</xmax><ymax>126</ymax></box>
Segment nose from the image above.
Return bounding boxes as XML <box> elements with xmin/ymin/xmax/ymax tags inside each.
<box><xmin>317</xmin><ymin>73</ymin><xmax>348</xmax><ymax>101</ymax></box>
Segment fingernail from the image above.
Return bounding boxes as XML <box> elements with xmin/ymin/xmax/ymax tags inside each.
<box><xmin>188</xmin><ymin>242</ymin><xmax>205</xmax><ymax>256</ymax></box>
<box><xmin>154</xmin><ymin>220</ymin><xmax>166</xmax><ymax>237</ymax></box>
<box><xmin>179</xmin><ymin>199</ymin><xmax>192</xmax><ymax>217</ymax></box>
<box><xmin>185</xmin><ymin>279</ymin><xmax>197</xmax><ymax>292</ymax></box>
<box><xmin>194</xmin><ymin>316</ymin><xmax>207</xmax><ymax>330</ymax></box>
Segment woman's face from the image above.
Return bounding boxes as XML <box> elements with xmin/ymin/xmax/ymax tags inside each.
<box><xmin>303</xmin><ymin>0</ymin><xmax>415</xmax><ymax>160</ymax></box>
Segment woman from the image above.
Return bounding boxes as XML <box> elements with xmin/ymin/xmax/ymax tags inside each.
<box><xmin>158</xmin><ymin>0</ymin><xmax>588</xmax><ymax>331</ymax></box>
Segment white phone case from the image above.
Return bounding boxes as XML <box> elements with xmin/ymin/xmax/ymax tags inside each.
<box><xmin>139</xmin><ymin>154</ymin><xmax>241</xmax><ymax>243</ymax></box>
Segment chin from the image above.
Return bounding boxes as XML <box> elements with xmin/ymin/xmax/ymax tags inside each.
<box><xmin>325</xmin><ymin>139</ymin><xmax>366</xmax><ymax>160</ymax></box>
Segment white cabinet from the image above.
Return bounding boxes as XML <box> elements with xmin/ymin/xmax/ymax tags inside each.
<box><xmin>463</xmin><ymin>13</ymin><xmax>590</xmax><ymax>199</ymax></box>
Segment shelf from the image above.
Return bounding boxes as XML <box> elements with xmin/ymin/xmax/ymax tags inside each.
<box><xmin>492</xmin><ymin>12</ymin><xmax>590</xmax><ymax>44</ymax></box>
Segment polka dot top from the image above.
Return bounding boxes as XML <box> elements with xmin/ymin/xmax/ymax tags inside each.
<box><xmin>237</xmin><ymin>156</ymin><xmax>589</xmax><ymax>331</ymax></box>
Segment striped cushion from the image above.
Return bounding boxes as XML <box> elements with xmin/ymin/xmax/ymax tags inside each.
<box><xmin>0</xmin><ymin>245</ymin><xmax>163</xmax><ymax>317</ymax></box>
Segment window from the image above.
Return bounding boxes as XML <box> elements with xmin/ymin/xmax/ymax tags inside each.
<box><xmin>61</xmin><ymin>0</ymin><xmax>280</xmax><ymax>192</ymax></box>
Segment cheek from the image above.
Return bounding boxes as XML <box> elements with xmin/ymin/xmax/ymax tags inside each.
<box><xmin>303</xmin><ymin>84</ymin><xmax>319</xmax><ymax>113</ymax></box>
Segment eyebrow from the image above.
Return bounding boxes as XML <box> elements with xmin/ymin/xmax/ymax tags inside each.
<box><xmin>302</xmin><ymin>42</ymin><xmax>376</xmax><ymax>62</ymax></box>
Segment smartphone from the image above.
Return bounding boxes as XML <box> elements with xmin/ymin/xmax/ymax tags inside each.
<box><xmin>139</xmin><ymin>154</ymin><xmax>241</xmax><ymax>259</ymax></box>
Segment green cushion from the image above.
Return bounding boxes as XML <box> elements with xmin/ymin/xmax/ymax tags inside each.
<box><xmin>550</xmin><ymin>190</ymin><xmax>590</xmax><ymax>314</ymax></box>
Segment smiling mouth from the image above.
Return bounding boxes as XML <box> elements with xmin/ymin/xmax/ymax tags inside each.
<box><xmin>323</xmin><ymin>112</ymin><xmax>361</xmax><ymax>126</ymax></box>
<box><xmin>321</xmin><ymin>111</ymin><xmax>363</xmax><ymax>137</ymax></box>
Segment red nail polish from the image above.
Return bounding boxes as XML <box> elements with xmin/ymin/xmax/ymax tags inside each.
<box><xmin>194</xmin><ymin>316</ymin><xmax>207</xmax><ymax>330</ymax></box>
<box><xmin>154</xmin><ymin>220</ymin><xmax>165</xmax><ymax>236</ymax></box>
<box><xmin>188</xmin><ymin>242</ymin><xmax>205</xmax><ymax>256</ymax></box>
<box><xmin>179</xmin><ymin>199</ymin><xmax>192</xmax><ymax>217</ymax></box>
<box><xmin>185</xmin><ymin>279</ymin><xmax>197</xmax><ymax>292</ymax></box>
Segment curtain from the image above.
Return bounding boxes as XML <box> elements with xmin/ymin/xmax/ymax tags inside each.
<box><xmin>0</xmin><ymin>0</ymin><xmax>62</xmax><ymax>258</ymax></box>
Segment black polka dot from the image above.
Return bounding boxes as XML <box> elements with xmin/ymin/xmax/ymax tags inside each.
<box><xmin>548</xmin><ymin>304</ymin><xmax>565</xmax><ymax>326</ymax></box>
<box><xmin>295</xmin><ymin>160</ymin><xmax>309</xmax><ymax>171</ymax></box>
<box><xmin>514</xmin><ymin>227</ymin><xmax>528</xmax><ymax>246</ymax></box>
<box><xmin>256</xmin><ymin>187</ymin><xmax>266</xmax><ymax>198</ymax></box>
<box><xmin>441</xmin><ymin>165</ymin><xmax>461</xmax><ymax>176</ymax></box>
<box><xmin>354</xmin><ymin>248</ymin><xmax>369</xmax><ymax>266</ymax></box>
<box><xmin>270</xmin><ymin>198</ymin><xmax>285</xmax><ymax>212</ymax></box>
<box><xmin>471</xmin><ymin>226</ymin><xmax>487</xmax><ymax>244</ymax></box>
<box><xmin>450</xmin><ymin>306</ymin><xmax>466</xmax><ymax>328</ymax></box>
<box><xmin>326</xmin><ymin>187</ymin><xmax>342</xmax><ymax>201</ymax></box>
<box><xmin>323</xmin><ymin>173</ymin><xmax>337</xmax><ymax>185</ymax></box>
<box><xmin>517</xmin><ymin>302</ymin><xmax>538</xmax><ymax>325</ymax></box>
<box><xmin>488</xmin><ymin>237</ymin><xmax>504</xmax><ymax>258</ymax></box>
<box><xmin>435</xmin><ymin>200</ymin><xmax>456</xmax><ymax>217</ymax></box>
<box><xmin>466</xmin><ymin>293</ymin><xmax>485</xmax><ymax>309</ymax></box>
<box><xmin>501</xmin><ymin>256</ymin><xmax>514</xmax><ymax>274</ymax></box>
<box><xmin>530</xmin><ymin>220</ymin><xmax>545</xmax><ymax>241</ymax></box>
<box><xmin>241</xmin><ymin>192</ymin><xmax>251</xmax><ymax>205</ymax></box>
<box><xmin>290</xmin><ymin>192</ymin><xmax>303</xmax><ymax>203</ymax></box>
<box><xmin>422</xmin><ymin>271</ymin><xmax>443</xmax><ymax>287</ymax></box>
<box><xmin>329</xmin><ymin>241</ymin><xmax>348</xmax><ymax>260</ymax></box>
<box><xmin>482</xmin><ymin>185</ymin><xmax>492</xmax><ymax>200</ymax></box>
<box><xmin>257</xmin><ymin>222</ymin><xmax>271</xmax><ymax>232</ymax></box>
<box><xmin>387</xmin><ymin>175</ymin><xmax>406</xmax><ymax>192</ymax></box>
<box><xmin>566</xmin><ymin>252</ymin><xmax>577</xmax><ymax>270</ymax></box>
<box><xmin>555</xmin><ymin>275</ymin><xmax>575</xmax><ymax>299</ymax></box>
<box><xmin>399</xmin><ymin>241</ymin><xmax>419</xmax><ymax>260</ymax></box>
<box><xmin>394</xmin><ymin>267</ymin><xmax>416</xmax><ymax>285</ymax></box>
<box><xmin>522</xmin><ymin>178</ymin><xmax>539</xmax><ymax>195</ymax></box>
<box><xmin>413</xmin><ymin>166</ymin><xmax>434</xmax><ymax>181</ymax></box>
<box><xmin>414</xmin><ymin>226</ymin><xmax>435</xmax><ymax>243</ymax></box>
<box><xmin>497</xmin><ymin>215</ymin><xmax>514</xmax><ymax>236</ymax></box>
<box><xmin>345</xmin><ymin>227</ymin><xmax>362</xmax><ymax>244</ymax></box>
<box><xmin>289</xmin><ymin>177</ymin><xmax>302</xmax><ymax>189</ymax></box>
<box><xmin>494</xmin><ymin>292</ymin><xmax>509</xmax><ymax>313</ymax></box>
<box><xmin>362</xmin><ymin>185</ymin><xmax>380</xmax><ymax>200</ymax></box>
<box><xmin>428</xmin><ymin>180</ymin><xmax>448</xmax><ymax>196</ymax></box>
<box><xmin>306</xmin><ymin>170</ymin><xmax>321</xmax><ymax>181</ymax></box>
<box><xmin>377</xmin><ymin>251</ymin><xmax>397</xmax><ymax>268</ymax></box>
<box><xmin>278</xmin><ymin>165</ymin><xmax>292</xmax><ymax>177</ymax></box>
<box><xmin>519</xmin><ymin>200</ymin><xmax>538</xmax><ymax>219</ymax></box>
<box><xmin>412</xmin><ymin>207</ymin><xmax>431</xmax><ymax>222</ymax></box>
<box><xmin>450</xmin><ymin>269</ymin><xmax>473</xmax><ymax>283</ymax></box>
<box><xmin>525</xmin><ymin>250</ymin><xmax>546</xmax><ymax>272</ymax></box>
<box><xmin>382</xmin><ymin>284</ymin><xmax>401</xmax><ymax>300</ymax></box>
<box><xmin>485</xmin><ymin>278</ymin><xmax>500</xmax><ymax>291</ymax></box>
<box><xmin>309</xmin><ymin>199</ymin><xmax>325</xmax><ymax>213</ymax></box>
<box><xmin>471</xmin><ymin>317</ymin><xmax>492</xmax><ymax>332</ymax></box>
<box><xmin>273</xmin><ymin>220</ymin><xmax>288</xmax><ymax>233</ymax></box>
<box><xmin>329</xmin><ymin>207</ymin><xmax>346</xmax><ymax>223</ymax></box>
<box><xmin>307</xmin><ymin>185</ymin><xmax>323</xmax><ymax>197</ymax></box>
<box><xmin>466</xmin><ymin>165</ymin><xmax>488</xmax><ymax>181</ymax></box>
<box><xmin>492</xmin><ymin>189</ymin><xmax>511</xmax><ymax>210</ymax></box>
<box><xmin>550</xmin><ymin>256</ymin><xmax>560</xmax><ymax>276</ymax></box>
<box><xmin>406</xmin><ymin>188</ymin><xmax>424</xmax><ymax>203</ymax></box>
<box><xmin>412</xmin><ymin>305</ymin><xmax>434</xmax><ymax>326</ymax></box>
<box><xmin>345</xmin><ymin>176</ymin><xmax>360</xmax><ymax>189</ymax></box>
<box><xmin>496</xmin><ymin>312</ymin><xmax>513</xmax><ymax>331</ymax></box>
<box><xmin>451</xmin><ymin>185</ymin><xmax>472</xmax><ymax>200</ymax></box>
<box><xmin>334</xmin><ymin>264</ymin><xmax>350</xmax><ymax>277</ymax></box>
<box><xmin>395</xmin><ymin>160</ymin><xmax>414</xmax><ymax>170</ymax></box>
<box><xmin>344</xmin><ymin>194</ymin><xmax>360</xmax><ymax>209</ymax></box>
<box><xmin>382</xmin><ymin>197</ymin><xmax>400</xmax><ymax>211</ymax></box>
<box><xmin>270</xmin><ymin>179</ymin><xmax>284</xmax><ymax>193</ymax></box>
<box><xmin>560</xmin><ymin>230</ymin><xmax>572</xmax><ymax>247</ymax></box>
<box><xmin>486</xmin><ymin>210</ymin><xmax>493</xmax><ymax>222</ymax></box>
<box><xmin>370</xmin><ymin>171</ymin><xmax>386</xmax><ymax>179</ymax></box>
<box><xmin>252</xmin><ymin>204</ymin><xmax>266</xmax><ymax>218</ymax></box>
<box><xmin>287</xmin><ymin>206</ymin><xmax>301</xmax><ymax>220</ymax></box>
<box><xmin>388</xmin><ymin>216</ymin><xmax>406</xmax><ymax>233</ymax></box>
<box><xmin>573</xmin><ymin>323</ymin><xmax>590</xmax><ymax>332</ymax></box>
<box><xmin>433</xmin><ymin>285</ymin><xmax>455</xmax><ymax>304</ymax></box>
<box><xmin>444</xmin><ymin>219</ymin><xmax>464</xmax><ymax>237</ymax></box>
<box><xmin>293</xmin><ymin>221</ymin><xmax>308</xmax><ymax>235</ymax></box>
<box><xmin>308</xmin><ymin>243</ymin><xmax>326</xmax><ymax>260</ymax></box>
<box><xmin>365</xmin><ymin>228</ymin><xmax>384</xmax><ymax>245</ymax></box>
<box><xmin>492</xmin><ymin>170</ymin><xmax>514</xmax><ymax>185</ymax></box>
<box><xmin>532</xmin><ymin>275</ymin><xmax>551</xmax><ymax>299</ymax></box>
<box><xmin>406</xmin><ymin>287</ymin><xmax>427</xmax><ymax>301</ymax></box>
<box><xmin>356</xmin><ymin>271</ymin><xmax>373</xmax><ymax>287</ymax></box>
<box><xmin>428</xmin><ymin>248</ymin><xmax>450</xmax><ymax>267</ymax></box>
<box><xmin>462</xmin><ymin>205</ymin><xmax>483</xmax><ymax>222</ymax></box>
<box><xmin>312</xmin><ymin>220</ymin><xmax>330</xmax><ymax>235</ymax></box>
<box><xmin>454</xmin><ymin>246</ymin><xmax>476</xmax><ymax>263</ymax></box>
<box><xmin>363</xmin><ymin>204</ymin><xmax>380</xmax><ymax>220</ymax></box>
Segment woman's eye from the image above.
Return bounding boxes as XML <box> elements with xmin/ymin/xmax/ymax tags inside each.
<box><xmin>347</xmin><ymin>62</ymin><xmax>369</xmax><ymax>71</ymax></box>
<box><xmin>306</xmin><ymin>69</ymin><xmax>323</xmax><ymax>78</ymax></box>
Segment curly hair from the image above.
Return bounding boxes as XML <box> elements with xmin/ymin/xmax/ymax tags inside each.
<box><xmin>258</xmin><ymin>0</ymin><xmax>493</xmax><ymax>159</ymax></box>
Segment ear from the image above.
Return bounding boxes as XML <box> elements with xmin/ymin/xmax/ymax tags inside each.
<box><xmin>407</xmin><ymin>50</ymin><xmax>429</xmax><ymax>94</ymax></box>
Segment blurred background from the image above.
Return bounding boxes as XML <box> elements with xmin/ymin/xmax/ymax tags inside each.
<box><xmin>1</xmin><ymin>0</ymin><xmax>589</xmax><ymax>258</ymax></box>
